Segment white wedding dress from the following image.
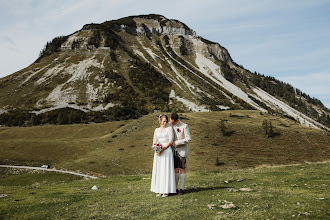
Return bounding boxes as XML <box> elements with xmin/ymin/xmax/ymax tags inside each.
<box><xmin>150</xmin><ymin>126</ymin><xmax>176</xmax><ymax>194</ymax></box>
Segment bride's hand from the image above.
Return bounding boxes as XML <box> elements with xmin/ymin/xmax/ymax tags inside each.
<box><xmin>157</xmin><ymin>147</ymin><xmax>166</xmax><ymax>156</ymax></box>
<box><xmin>156</xmin><ymin>150</ymin><xmax>162</xmax><ymax>156</ymax></box>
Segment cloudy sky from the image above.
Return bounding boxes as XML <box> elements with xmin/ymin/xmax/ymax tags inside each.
<box><xmin>1</xmin><ymin>0</ymin><xmax>329</xmax><ymax>108</ymax></box>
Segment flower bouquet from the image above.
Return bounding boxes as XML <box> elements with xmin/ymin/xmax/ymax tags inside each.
<box><xmin>152</xmin><ymin>142</ymin><xmax>163</xmax><ymax>153</ymax></box>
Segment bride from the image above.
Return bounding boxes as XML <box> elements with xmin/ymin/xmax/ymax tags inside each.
<box><xmin>150</xmin><ymin>114</ymin><xmax>176</xmax><ymax>197</ymax></box>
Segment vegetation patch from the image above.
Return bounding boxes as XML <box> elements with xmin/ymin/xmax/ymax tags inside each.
<box><xmin>36</xmin><ymin>36</ymin><xmax>68</xmax><ymax>62</ymax></box>
<box><xmin>129</xmin><ymin>59</ymin><xmax>172</xmax><ymax>108</ymax></box>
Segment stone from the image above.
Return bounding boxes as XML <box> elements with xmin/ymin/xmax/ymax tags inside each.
<box><xmin>239</xmin><ymin>188</ymin><xmax>252</xmax><ymax>192</ymax></box>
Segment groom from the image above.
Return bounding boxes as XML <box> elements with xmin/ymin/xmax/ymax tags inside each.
<box><xmin>170</xmin><ymin>113</ymin><xmax>191</xmax><ymax>195</ymax></box>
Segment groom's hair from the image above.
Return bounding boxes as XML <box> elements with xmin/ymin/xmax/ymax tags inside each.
<box><xmin>170</xmin><ymin>113</ymin><xmax>179</xmax><ymax>121</ymax></box>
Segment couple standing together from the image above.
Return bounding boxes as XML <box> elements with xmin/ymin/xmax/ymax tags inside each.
<box><xmin>150</xmin><ymin>113</ymin><xmax>191</xmax><ymax>197</ymax></box>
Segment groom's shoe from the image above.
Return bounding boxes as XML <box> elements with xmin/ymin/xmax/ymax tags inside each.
<box><xmin>179</xmin><ymin>189</ymin><xmax>184</xmax><ymax>195</ymax></box>
<box><xmin>176</xmin><ymin>189</ymin><xmax>179</xmax><ymax>195</ymax></box>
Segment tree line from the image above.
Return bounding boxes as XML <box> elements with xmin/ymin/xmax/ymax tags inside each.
<box><xmin>250</xmin><ymin>72</ymin><xmax>330</xmax><ymax>127</ymax></box>
<box><xmin>0</xmin><ymin>106</ymin><xmax>147</xmax><ymax>127</ymax></box>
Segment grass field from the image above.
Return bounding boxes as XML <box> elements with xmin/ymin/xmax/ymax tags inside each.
<box><xmin>0</xmin><ymin>162</ymin><xmax>329</xmax><ymax>219</ymax></box>
<box><xmin>0</xmin><ymin>111</ymin><xmax>329</xmax><ymax>219</ymax></box>
<box><xmin>0</xmin><ymin>111</ymin><xmax>329</xmax><ymax>176</ymax></box>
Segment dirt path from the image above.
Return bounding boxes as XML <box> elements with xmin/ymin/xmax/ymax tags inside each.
<box><xmin>0</xmin><ymin>165</ymin><xmax>97</xmax><ymax>179</ymax></box>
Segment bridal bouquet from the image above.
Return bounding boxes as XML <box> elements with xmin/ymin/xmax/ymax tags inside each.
<box><xmin>152</xmin><ymin>142</ymin><xmax>163</xmax><ymax>153</ymax></box>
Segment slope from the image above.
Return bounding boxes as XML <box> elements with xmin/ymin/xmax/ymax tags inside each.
<box><xmin>0</xmin><ymin>111</ymin><xmax>329</xmax><ymax>176</ymax></box>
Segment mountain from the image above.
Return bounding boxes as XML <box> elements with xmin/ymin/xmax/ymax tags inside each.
<box><xmin>0</xmin><ymin>14</ymin><xmax>329</xmax><ymax>129</ymax></box>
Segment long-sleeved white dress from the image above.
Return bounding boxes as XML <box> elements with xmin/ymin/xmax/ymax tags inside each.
<box><xmin>150</xmin><ymin>125</ymin><xmax>176</xmax><ymax>194</ymax></box>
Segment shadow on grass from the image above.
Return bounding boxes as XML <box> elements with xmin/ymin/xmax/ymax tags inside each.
<box><xmin>267</xmin><ymin>132</ymin><xmax>281</xmax><ymax>138</ymax></box>
<box><xmin>223</xmin><ymin>130</ymin><xmax>235</xmax><ymax>137</ymax></box>
<box><xmin>184</xmin><ymin>185</ymin><xmax>231</xmax><ymax>194</ymax></box>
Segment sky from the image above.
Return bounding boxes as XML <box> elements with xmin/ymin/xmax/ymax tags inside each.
<box><xmin>1</xmin><ymin>0</ymin><xmax>329</xmax><ymax>108</ymax></box>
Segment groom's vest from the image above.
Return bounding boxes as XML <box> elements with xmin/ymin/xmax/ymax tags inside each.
<box><xmin>172</xmin><ymin>120</ymin><xmax>191</xmax><ymax>157</ymax></box>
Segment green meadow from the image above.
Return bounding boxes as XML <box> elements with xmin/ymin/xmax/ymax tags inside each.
<box><xmin>0</xmin><ymin>111</ymin><xmax>329</xmax><ymax>219</ymax></box>
<box><xmin>0</xmin><ymin>162</ymin><xmax>329</xmax><ymax>219</ymax></box>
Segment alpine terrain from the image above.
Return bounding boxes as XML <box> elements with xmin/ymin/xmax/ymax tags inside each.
<box><xmin>0</xmin><ymin>14</ymin><xmax>329</xmax><ymax>129</ymax></box>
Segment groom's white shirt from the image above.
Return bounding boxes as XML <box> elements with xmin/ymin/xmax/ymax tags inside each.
<box><xmin>172</xmin><ymin>120</ymin><xmax>191</xmax><ymax>157</ymax></box>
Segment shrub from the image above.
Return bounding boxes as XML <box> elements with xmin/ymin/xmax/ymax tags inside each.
<box><xmin>262</xmin><ymin>120</ymin><xmax>277</xmax><ymax>138</ymax></box>
<box><xmin>88</xmin><ymin>30</ymin><xmax>101</xmax><ymax>48</ymax></box>
<box><xmin>215</xmin><ymin>157</ymin><xmax>224</xmax><ymax>166</ymax></box>
<box><xmin>217</xmin><ymin>120</ymin><xmax>235</xmax><ymax>137</ymax></box>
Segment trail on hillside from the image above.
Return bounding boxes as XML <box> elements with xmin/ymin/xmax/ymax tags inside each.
<box><xmin>0</xmin><ymin>165</ymin><xmax>97</xmax><ymax>179</ymax></box>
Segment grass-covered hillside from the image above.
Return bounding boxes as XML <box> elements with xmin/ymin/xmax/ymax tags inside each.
<box><xmin>0</xmin><ymin>111</ymin><xmax>329</xmax><ymax>176</ymax></box>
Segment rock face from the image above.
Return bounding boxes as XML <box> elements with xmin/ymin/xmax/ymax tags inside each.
<box><xmin>0</xmin><ymin>14</ymin><xmax>328</xmax><ymax>129</ymax></box>
<box><xmin>134</xmin><ymin>15</ymin><xmax>196</xmax><ymax>36</ymax></box>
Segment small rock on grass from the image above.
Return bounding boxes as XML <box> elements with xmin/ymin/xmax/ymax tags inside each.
<box><xmin>239</xmin><ymin>188</ymin><xmax>252</xmax><ymax>192</ymax></box>
<box><xmin>207</xmin><ymin>204</ymin><xmax>216</xmax><ymax>210</ymax></box>
<box><xmin>220</xmin><ymin>203</ymin><xmax>236</xmax><ymax>209</ymax></box>
<box><xmin>208</xmin><ymin>200</ymin><xmax>237</xmax><ymax>210</ymax></box>
<box><xmin>218</xmin><ymin>200</ymin><xmax>236</xmax><ymax>209</ymax></box>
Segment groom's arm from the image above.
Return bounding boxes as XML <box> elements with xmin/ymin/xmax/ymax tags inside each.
<box><xmin>175</xmin><ymin>125</ymin><xmax>191</xmax><ymax>146</ymax></box>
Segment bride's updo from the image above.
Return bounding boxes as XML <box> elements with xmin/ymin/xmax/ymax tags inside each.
<box><xmin>159</xmin><ymin>114</ymin><xmax>168</xmax><ymax>124</ymax></box>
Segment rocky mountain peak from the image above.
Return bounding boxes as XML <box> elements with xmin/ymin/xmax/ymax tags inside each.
<box><xmin>133</xmin><ymin>14</ymin><xmax>196</xmax><ymax>37</ymax></box>
<box><xmin>0</xmin><ymin>14</ymin><xmax>329</xmax><ymax>130</ymax></box>
<box><xmin>82</xmin><ymin>14</ymin><xmax>196</xmax><ymax>37</ymax></box>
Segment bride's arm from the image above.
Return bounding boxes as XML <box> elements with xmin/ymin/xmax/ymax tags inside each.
<box><xmin>153</xmin><ymin>128</ymin><xmax>158</xmax><ymax>143</ymax></box>
<box><xmin>152</xmin><ymin>128</ymin><xmax>158</xmax><ymax>149</ymax></box>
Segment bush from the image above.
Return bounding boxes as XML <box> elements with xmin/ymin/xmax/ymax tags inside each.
<box><xmin>217</xmin><ymin>120</ymin><xmax>235</xmax><ymax>137</ymax></box>
<box><xmin>215</xmin><ymin>157</ymin><xmax>224</xmax><ymax>166</ymax></box>
<box><xmin>179</xmin><ymin>36</ymin><xmax>189</xmax><ymax>55</ymax></box>
<box><xmin>88</xmin><ymin>30</ymin><xmax>101</xmax><ymax>48</ymax></box>
<box><xmin>262</xmin><ymin>120</ymin><xmax>279</xmax><ymax>138</ymax></box>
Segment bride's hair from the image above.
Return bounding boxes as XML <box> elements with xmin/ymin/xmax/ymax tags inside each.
<box><xmin>159</xmin><ymin>114</ymin><xmax>168</xmax><ymax>123</ymax></box>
